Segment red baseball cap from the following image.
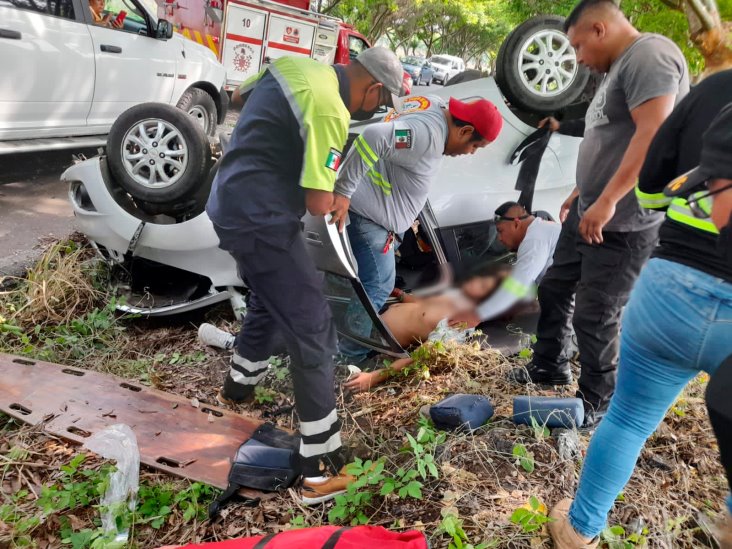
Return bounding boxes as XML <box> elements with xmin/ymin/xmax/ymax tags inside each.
<box><xmin>448</xmin><ymin>97</ymin><xmax>503</xmax><ymax>142</ymax></box>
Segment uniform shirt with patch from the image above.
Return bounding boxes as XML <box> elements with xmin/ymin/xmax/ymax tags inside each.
<box><xmin>476</xmin><ymin>219</ymin><xmax>562</xmax><ymax>321</ymax></box>
<box><xmin>576</xmin><ymin>33</ymin><xmax>689</xmax><ymax>232</ymax></box>
<box><xmin>206</xmin><ymin>57</ymin><xmax>349</xmax><ymax>251</ymax></box>
<box><xmin>335</xmin><ymin>95</ymin><xmax>448</xmax><ymax>234</ymax></box>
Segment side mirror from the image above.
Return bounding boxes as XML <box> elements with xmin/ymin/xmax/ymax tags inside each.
<box><xmin>156</xmin><ymin>19</ymin><xmax>174</xmax><ymax>40</ymax></box>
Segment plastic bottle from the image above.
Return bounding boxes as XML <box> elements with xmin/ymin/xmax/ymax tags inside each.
<box><xmin>512</xmin><ymin>396</ymin><xmax>584</xmax><ymax>429</ymax></box>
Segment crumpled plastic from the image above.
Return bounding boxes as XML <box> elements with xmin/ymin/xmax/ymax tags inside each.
<box><xmin>427</xmin><ymin>318</ymin><xmax>474</xmax><ymax>344</ymax></box>
<box><xmin>83</xmin><ymin>424</ymin><xmax>140</xmax><ymax>545</ymax></box>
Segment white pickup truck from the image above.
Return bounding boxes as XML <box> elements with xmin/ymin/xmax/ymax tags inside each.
<box><xmin>0</xmin><ymin>0</ymin><xmax>228</xmax><ymax>155</ymax></box>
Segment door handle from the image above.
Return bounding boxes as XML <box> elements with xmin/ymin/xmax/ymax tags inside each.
<box><xmin>100</xmin><ymin>44</ymin><xmax>122</xmax><ymax>53</ymax></box>
<box><xmin>0</xmin><ymin>29</ymin><xmax>22</xmax><ymax>40</ymax></box>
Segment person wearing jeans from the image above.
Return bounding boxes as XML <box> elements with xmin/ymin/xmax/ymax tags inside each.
<box><xmin>331</xmin><ymin>96</ymin><xmax>502</xmax><ymax>361</ymax></box>
<box><xmin>548</xmin><ymin>80</ymin><xmax>732</xmax><ymax>547</ymax></box>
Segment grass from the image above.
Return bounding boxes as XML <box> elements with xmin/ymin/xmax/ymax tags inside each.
<box><xmin>0</xmin><ymin>239</ymin><xmax>728</xmax><ymax>548</ymax></box>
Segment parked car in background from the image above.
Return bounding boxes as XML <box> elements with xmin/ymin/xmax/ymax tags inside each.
<box><xmin>429</xmin><ymin>54</ymin><xmax>465</xmax><ymax>85</ymax></box>
<box><xmin>0</xmin><ymin>0</ymin><xmax>227</xmax><ymax>155</ymax></box>
<box><xmin>400</xmin><ymin>56</ymin><xmax>434</xmax><ymax>86</ymax></box>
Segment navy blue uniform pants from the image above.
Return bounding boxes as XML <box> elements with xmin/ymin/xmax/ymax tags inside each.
<box><xmin>221</xmin><ymin>225</ymin><xmax>342</xmax><ymax>476</ymax></box>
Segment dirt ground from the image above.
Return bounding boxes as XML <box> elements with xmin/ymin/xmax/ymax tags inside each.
<box><xmin>0</xmin><ymin>242</ymin><xmax>728</xmax><ymax>548</ymax></box>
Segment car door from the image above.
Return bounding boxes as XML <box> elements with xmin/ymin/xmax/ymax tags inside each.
<box><xmin>0</xmin><ymin>0</ymin><xmax>94</xmax><ymax>139</ymax></box>
<box><xmin>84</xmin><ymin>0</ymin><xmax>177</xmax><ymax>129</ymax></box>
<box><xmin>302</xmin><ymin>214</ymin><xmax>408</xmax><ymax>358</ymax></box>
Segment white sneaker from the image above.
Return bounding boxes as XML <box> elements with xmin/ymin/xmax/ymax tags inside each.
<box><xmin>198</xmin><ymin>323</ymin><xmax>235</xmax><ymax>350</ymax></box>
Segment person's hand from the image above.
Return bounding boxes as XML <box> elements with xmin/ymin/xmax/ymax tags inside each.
<box><xmin>538</xmin><ymin>117</ymin><xmax>560</xmax><ymax>132</ymax></box>
<box><xmin>559</xmin><ymin>193</ymin><xmax>576</xmax><ymax>224</ymax></box>
<box><xmin>343</xmin><ymin>370</ymin><xmax>382</xmax><ymax>393</ymax></box>
<box><xmin>448</xmin><ymin>311</ymin><xmax>481</xmax><ymax>329</ymax></box>
<box><xmin>112</xmin><ymin>17</ymin><xmax>123</xmax><ymax>28</ymax></box>
<box><xmin>328</xmin><ymin>193</ymin><xmax>350</xmax><ymax>233</ymax></box>
<box><xmin>579</xmin><ymin>196</ymin><xmax>615</xmax><ymax>244</ymax></box>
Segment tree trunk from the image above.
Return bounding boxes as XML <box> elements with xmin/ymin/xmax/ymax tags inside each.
<box><xmin>663</xmin><ymin>0</ymin><xmax>732</xmax><ymax>76</ymax></box>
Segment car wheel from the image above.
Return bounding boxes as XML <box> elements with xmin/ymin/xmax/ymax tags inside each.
<box><xmin>107</xmin><ymin>102</ymin><xmax>211</xmax><ymax>205</ymax></box>
<box><xmin>496</xmin><ymin>15</ymin><xmax>590</xmax><ymax>114</ymax></box>
<box><xmin>176</xmin><ymin>88</ymin><xmax>217</xmax><ymax>137</ymax></box>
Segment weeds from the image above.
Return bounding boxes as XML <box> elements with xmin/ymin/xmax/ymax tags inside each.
<box><xmin>509</xmin><ymin>496</ymin><xmax>552</xmax><ymax>534</ymax></box>
<box><xmin>436</xmin><ymin>511</ymin><xmax>490</xmax><ymax>549</ymax></box>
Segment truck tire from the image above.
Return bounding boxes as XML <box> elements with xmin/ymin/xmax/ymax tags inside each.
<box><xmin>107</xmin><ymin>103</ymin><xmax>211</xmax><ymax>205</ymax></box>
<box><xmin>177</xmin><ymin>88</ymin><xmax>217</xmax><ymax>137</ymax></box>
<box><xmin>496</xmin><ymin>15</ymin><xmax>590</xmax><ymax>114</ymax></box>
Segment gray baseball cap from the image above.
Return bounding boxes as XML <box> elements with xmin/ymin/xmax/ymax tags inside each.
<box><xmin>356</xmin><ymin>46</ymin><xmax>407</xmax><ymax>111</ymax></box>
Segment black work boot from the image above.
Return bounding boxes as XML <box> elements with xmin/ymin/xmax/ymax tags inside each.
<box><xmin>508</xmin><ymin>361</ymin><xmax>573</xmax><ymax>386</ymax></box>
<box><xmin>216</xmin><ymin>374</ymin><xmax>255</xmax><ymax>406</ymax></box>
<box><xmin>579</xmin><ymin>402</ymin><xmax>608</xmax><ymax>432</ymax></box>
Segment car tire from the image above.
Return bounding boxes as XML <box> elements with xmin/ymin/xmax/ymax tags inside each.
<box><xmin>495</xmin><ymin>15</ymin><xmax>590</xmax><ymax>114</ymax></box>
<box><xmin>107</xmin><ymin>102</ymin><xmax>211</xmax><ymax>206</ymax></box>
<box><xmin>177</xmin><ymin>88</ymin><xmax>217</xmax><ymax>137</ymax></box>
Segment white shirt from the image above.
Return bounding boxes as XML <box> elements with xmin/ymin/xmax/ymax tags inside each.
<box><xmin>476</xmin><ymin>218</ymin><xmax>561</xmax><ymax>321</ymax></box>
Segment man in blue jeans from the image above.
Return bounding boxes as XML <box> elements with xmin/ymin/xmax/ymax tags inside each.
<box><xmin>547</xmin><ymin>80</ymin><xmax>732</xmax><ymax>547</ymax></box>
<box><xmin>329</xmin><ymin>95</ymin><xmax>503</xmax><ymax>360</ymax></box>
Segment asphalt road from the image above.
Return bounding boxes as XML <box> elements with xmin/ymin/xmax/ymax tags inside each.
<box><xmin>0</xmin><ymin>82</ymin><xmax>433</xmax><ymax>277</ymax></box>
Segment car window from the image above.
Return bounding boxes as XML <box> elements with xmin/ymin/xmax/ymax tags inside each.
<box><xmin>93</xmin><ymin>0</ymin><xmax>150</xmax><ymax>34</ymax></box>
<box><xmin>348</xmin><ymin>35</ymin><xmax>367</xmax><ymax>60</ymax></box>
<box><xmin>431</xmin><ymin>56</ymin><xmax>450</xmax><ymax>65</ymax></box>
<box><xmin>452</xmin><ymin>221</ymin><xmax>511</xmax><ymax>276</ymax></box>
<box><xmin>400</xmin><ymin>56</ymin><xmax>422</xmax><ymax>66</ymax></box>
<box><xmin>1</xmin><ymin>0</ymin><xmax>75</xmax><ymax>19</ymax></box>
<box><xmin>322</xmin><ymin>273</ymin><xmax>405</xmax><ymax>357</ymax></box>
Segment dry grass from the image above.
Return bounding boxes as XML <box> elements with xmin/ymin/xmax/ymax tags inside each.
<box><xmin>0</xmin><ymin>240</ymin><xmax>727</xmax><ymax>548</ymax></box>
<box><xmin>1</xmin><ymin>241</ymin><xmax>104</xmax><ymax>329</ymax></box>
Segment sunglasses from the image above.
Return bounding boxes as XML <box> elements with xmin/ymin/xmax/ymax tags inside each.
<box><xmin>494</xmin><ymin>214</ymin><xmax>530</xmax><ymax>223</ymax></box>
<box><xmin>686</xmin><ymin>182</ymin><xmax>732</xmax><ymax>218</ymax></box>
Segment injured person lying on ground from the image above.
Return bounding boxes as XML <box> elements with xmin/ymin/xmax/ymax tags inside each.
<box><xmin>342</xmin><ymin>268</ymin><xmax>509</xmax><ymax>392</ymax></box>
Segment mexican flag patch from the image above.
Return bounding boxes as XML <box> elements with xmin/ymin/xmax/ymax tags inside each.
<box><xmin>395</xmin><ymin>129</ymin><xmax>412</xmax><ymax>149</ymax></box>
<box><xmin>325</xmin><ymin>148</ymin><xmax>342</xmax><ymax>171</ymax></box>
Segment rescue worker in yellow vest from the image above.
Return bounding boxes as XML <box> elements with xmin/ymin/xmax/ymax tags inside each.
<box><xmin>205</xmin><ymin>48</ymin><xmax>405</xmax><ymax>504</ymax></box>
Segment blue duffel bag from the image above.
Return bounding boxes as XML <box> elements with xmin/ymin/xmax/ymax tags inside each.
<box><xmin>429</xmin><ymin>394</ymin><xmax>494</xmax><ymax>431</ymax></box>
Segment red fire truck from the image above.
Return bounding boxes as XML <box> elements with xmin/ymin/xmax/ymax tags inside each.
<box><xmin>155</xmin><ymin>0</ymin><xmax>372</xmax><ymax>89</ymax></box>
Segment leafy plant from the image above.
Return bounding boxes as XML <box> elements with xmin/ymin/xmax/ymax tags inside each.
<box><xmin>510</xmin><ymin>496</ymin><xmax>552</xmax><ymax>534</ymax></box>
<box><xmin>530</xmin><ymin>416</ymin><xmax>550</xmax><ymax>440</ymax></box>
<box><xmin>254</xmin><ymin>386</ymin><xmax>277</xmax><ymax>404</ymax></box>
<box><xmin>512</xmin><ymin>443</ymin><xmax>535</xmax><ymax>473</ymax></box>
<box><xmin>601</xmin><ymin>524</ymin><xmax>650</xmax><ymax>548</ymax></box>
<box><xmin>437</xmin><ymin>511</ymin><xmax>489</xmax><ymax>549</ymax></box>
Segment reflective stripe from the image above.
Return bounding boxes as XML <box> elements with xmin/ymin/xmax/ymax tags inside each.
<box><xmin>229</xmin><ymin>365</ymin><xmax>268</xmax><ymax>385</ymax></box>
<box><xmin>354</xmin><ymin>135</ymin><xmax>378</xmax><ymax>165</ymax></box>
<box><xmin>232</xmin><ymin>353</ymin><xmax>270</xmax><ymax>373</ymax></box>
<box><xmin>299</xmin><ymin>431</ymin><xmax>342</xmax><ymax>458</ymax></box>
<box><xmin>299</xmin><ymin>409</ymin><xmax>338</xmax><ymax>436</ymax></box>
<box><xmin>635</xmin><ymin>186</ymin><xmax>672</xmax><ymax>210</ymax></box>
<box><xmin>367</xmin><ymin>169</ymin><xmax>392</xmax><ymax>196</ymax></box>
<box><xmin>502</xmin><ymin>276</ymin><xmax>531</xmax><ymax>298</ymax></box>
<box><xmin>667</xmin><ymin>198</ymin><xmax>719</xmax><ymax>234</ymax></box>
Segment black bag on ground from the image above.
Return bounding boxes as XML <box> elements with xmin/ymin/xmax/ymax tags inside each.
<box><xmin>209</xmin><ymin>423</ymin><xmax>301</xmax><ymax>518</ymax></box>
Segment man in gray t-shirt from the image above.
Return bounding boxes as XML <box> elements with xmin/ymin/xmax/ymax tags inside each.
<box><xmin>330</xmin><ymin>95</ymin><xmax>503</xmax><ymax>360</ymax></box>
<box><xmin>510</xmin><ymin>0</ymin><xmax>689</xmax><ymax>430</ymax></box>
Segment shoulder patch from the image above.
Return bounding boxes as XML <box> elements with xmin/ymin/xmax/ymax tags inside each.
<box><xmin>325</xmin><ymin>148</ymin><xmax>342</xmax><ymax>171</ymax></box>
<box><xmin>384</xmin><ymin>96</ymin><xmax>432</xmax><ymax>122</ymax></box>
<box><xmin>394</xmin><ymin>129</ymin><xmax>413</xmax><ymax>149</ymax></box>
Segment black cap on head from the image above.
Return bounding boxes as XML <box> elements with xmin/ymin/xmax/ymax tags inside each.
<box><xmin>664</xmin><ymin>102</ymin><xmax>732</xmax><ymax>198</ymax></box>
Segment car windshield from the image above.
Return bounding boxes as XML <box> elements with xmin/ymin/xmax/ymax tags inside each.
<box><xmin>431</xmin><ymin>56</ymin><xmax>451</xmax><ymax>65</ymax></box>
<box><xmin>401</xmin><ymin>56</ymin><xmax>423</xmax><ymax>66</ymax></box>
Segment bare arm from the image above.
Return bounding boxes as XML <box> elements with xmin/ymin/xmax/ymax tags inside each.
<box><xmin>579</xmin><ymin>94</ymin><xmax>677</xmax><ymax>244</ymax></box>
<box><xmin>305</xmin><ymin>189</ymin><xmax>335</xmax><ymax>216</ymax></box>
<box><xmin>342</xmin><ymin>357</ymin><xmax>414</xmax><ymax>393</ymax></box>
